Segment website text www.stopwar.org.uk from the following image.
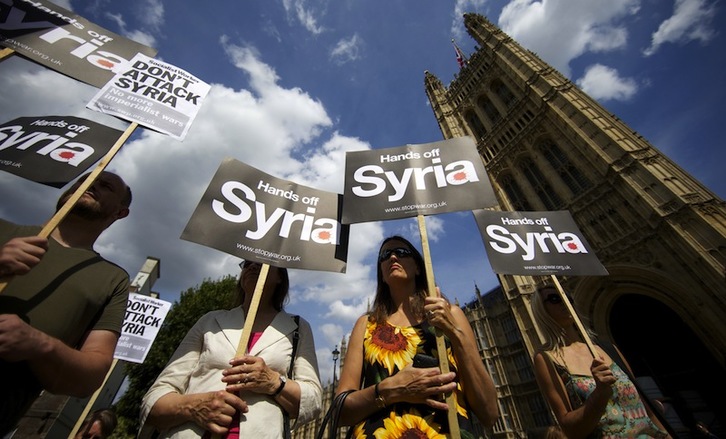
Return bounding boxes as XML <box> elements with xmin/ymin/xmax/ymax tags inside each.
<box><xmin>384</xmin><ymin>201</ymin><xmax>447</xmax><ymax>214</ymax></box>
<box><xmin>1</xmin><ymin>160</ymin><xmax>22</xmax><ymax>168</ymax></box>
<box><xmin>236</xmin><ymin>242</ymin><xmax>301</xmax><ymax>263</ymax></box>
<box><xmin>523</xmin><ymin>264</ymin><xmax>571</xmax><ymax>271</ymax></box>
<box><xmin>0</xmin><ymin>37</ymin><xmax>63</xmax><ymax>66</ymax></box>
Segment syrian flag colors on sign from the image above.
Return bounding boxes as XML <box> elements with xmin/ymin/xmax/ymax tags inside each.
<box><xmin>474</xmin><ymin>209</ymin><xmax>608</xmax><ymax>276</ymax></box>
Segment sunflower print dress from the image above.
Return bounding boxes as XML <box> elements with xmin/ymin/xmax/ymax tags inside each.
<box><xmin>352</xmin><ymin>319</ymin><xmax>477</xmax><ymax>439</ymax></box>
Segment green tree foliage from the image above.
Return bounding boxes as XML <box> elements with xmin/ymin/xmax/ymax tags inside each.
<box><xmin>112</xmin><ymin>275</ymin><xmax>238</xmax><ymax>436</ymax></box>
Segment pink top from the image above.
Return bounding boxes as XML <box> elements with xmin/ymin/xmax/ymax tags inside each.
<box><xmin>247</xmin><ymin>332</ymin><xmax>263</xmax><ymax>352</ymax></box>
<box><xmin>224</xmin><ymin>332</ymin><xmax>263</xmax><ymax>439</ymax></box>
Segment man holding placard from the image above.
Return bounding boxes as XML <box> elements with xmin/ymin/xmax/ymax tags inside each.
<box><xmin>0</xmin><ymin>171</ymin><xmax>132</xmax><ymax>434</ymax></box>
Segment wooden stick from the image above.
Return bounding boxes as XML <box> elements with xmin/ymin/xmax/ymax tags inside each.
<box><xmin>235</xmin><ymin>263</ymin><xmax>269</xmax><ymax>356</ymax></box>
<box><xmin>0</xmin><ymin>47</ymin><xmax>14</xmax><ymax>61</ymax></box>
<box><xmin>210</xmin><ymin>264</ymin><xmax>269</xmax><ymax>439</ymax></box>
<box><xmin>417</xmin><ymin>215</ymin><xmax>461</xmax><ymax>439</ymax></box>
<box><xmin>550</xmin><ymin>275</ymin><xmax>597</xmax><ymax>357</ymax></box>
<box><xmin>0</xmin><ymin>122</ymin><xmax>138</xmax><ymax>294</ymax></box>
<box><xmin>68</xmin><ymin>358</ymin><xmax>119</xmax><ymax>438</ymax></box>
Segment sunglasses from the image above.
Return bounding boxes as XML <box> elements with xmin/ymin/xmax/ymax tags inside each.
<box><xmin>239</xmin><ymin>260</ymin><xmax>261</xmax><ymax>269</ymax></box>
<box><xmin>543</xmin><ymin>293</ymin><xmax>573</xmax><ymax>305</ymax></box>
<box><xmin>378</xmin><ymin>247</ymin><xmax>414</xmax><ymax>263</ymax></box>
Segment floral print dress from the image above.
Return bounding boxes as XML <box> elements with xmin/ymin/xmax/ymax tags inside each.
<box><xmin>551</xmin><ymin>359</ymin><xmax>667</xmax><ymax>438</ymax></box>
<box><xmin>352</xmin><ymin>320</ymin><xmax>477</xmax><ymax>439</ymax></box>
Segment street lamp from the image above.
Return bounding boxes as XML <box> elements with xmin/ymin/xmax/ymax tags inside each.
<box><xmin>332</xmin><ymin>345</ymin><xmax>340</xmax><ymax>391</ymax></box>
<box><xmin>331</xmin><ymin>345</ymin><xmax>340</xmax><ymax>439</ymax></box>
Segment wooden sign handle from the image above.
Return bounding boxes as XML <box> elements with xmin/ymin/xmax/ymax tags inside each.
<box><xmin>235</xmin><ymin>264</ymin><xmax>269</xmax><ymax>356</ymax></box>
<box><xmin>0</xmin><ymin>48</ymin><xmax>14</xmax><ymax>61</ymax></box>
<box><xmin>550</xmin><ymin>275</ymin><xmax>598</xmax><ymax>358</ymax></box>
<box><xmin>417</xmin><ymin>215</ymin><xmax>461</xmax><ymax>439</ymax></box>
<box><xmin>210</xmin><ymin>264</ymin><xmax>269</xmax><ymax>439</ymax></box>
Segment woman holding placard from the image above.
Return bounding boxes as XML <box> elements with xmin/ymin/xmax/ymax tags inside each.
<box><xmin>531</xmin><ymin>284</ymin><xmax>669</xmax><ymax>438</ymax></box>
<box><xmin>140</xmin><ymin>261</ymin><xmax>322</xmax><ymax>438</ymax></box>
<box><xmin>334</xmin><ymin>235</ymin><xmax>498</xmax><ymax>438</ymax></box>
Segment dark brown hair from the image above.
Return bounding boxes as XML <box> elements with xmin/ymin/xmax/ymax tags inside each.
<box><xmin>370</xmin><ymin>235</ymin><xmax>428</xmax><ymax>323</ymax></box>
<box><xmin>233</xmin><ymin>264</ymin><xmax>290</xmax><ymax>311</ymax></box>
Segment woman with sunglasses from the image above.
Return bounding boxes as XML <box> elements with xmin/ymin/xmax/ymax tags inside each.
<box><xmin>335</xmin><ymin>236</ymin><xmax>498</xmax><ymax>438</ymax></box>
<box><xmin>140</xmin><ymin>261</ymin><xmax>322</xmax><ymax>438</ymax></box>
<box><xmin>531</xmin><ymin>285</ymin><xmax>669</xmax><ymax>438</ymax></box>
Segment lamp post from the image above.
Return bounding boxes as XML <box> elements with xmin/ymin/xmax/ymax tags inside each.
<box><xmin>332</xmin><ymin>345</ymin><xmax>340</xmax><ymax>394</ymax></box>
<box><xmin>331</xmin><ymin>345</ymin><xmax>340</xmax><ymax>438</ymax></box>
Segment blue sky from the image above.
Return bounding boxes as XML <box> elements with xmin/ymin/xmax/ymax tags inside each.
<box><xmin>0</xmin><ymin>0</ymin><xmax>723</xmax><ymax>384</ymax></box>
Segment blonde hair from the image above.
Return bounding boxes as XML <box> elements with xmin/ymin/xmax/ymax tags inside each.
<box><xmin>531</xmin><ymin>285</ymin><xmax>596</xmax><ymax>353</ymax></box>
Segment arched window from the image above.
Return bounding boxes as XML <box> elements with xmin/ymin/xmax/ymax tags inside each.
<box><xmin>492</xmin><ymin>79</ymin><xmax>516</xmax><ymax>107</ymax></box>
<box><xmin>465</xmin><ymin>110</ymin><xmax>487</xmax><ymax>139</ymax></box>
<box><xmin>477</xmin><ymin>96</ymin><xmax>501</xmax><ymax>125</ymax></box>
<box><xmin>501</xmin><ymin>174</ymin><xmax>532</xmax><ymax>210</ymax></box>
<box><xmin>538</xmin><ymin>139</ymin><xmax>591</xmax><ymax>196</ymax></box>
<box><xmin>520</xmin><ymin>158</ymin><xmax>563</xmax><ymax>210</ymax></box>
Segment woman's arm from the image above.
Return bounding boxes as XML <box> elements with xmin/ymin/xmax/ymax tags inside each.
<box><xmin>444</xmin><ymin>306</ymin><xmax>499</xmax><ymax>427</ymax></box>
<box><xmin>425</xmin><ymin>296</ymin><xmax>498</xmax><ymax>427</ymax></box>
<box><xmin>221</xmin><ymin>317</ymin><xmax>322</xmax><ymax>423</ymax></box>
<box><xmin>263</xmin><ymin>318</ymin><xmax>323</xmax><ymax>421</ymax></box>
<box><xmin>141</xmin><ymin>312</ymin><xmax>247</xmax><ymax>435</ymax></box>
<box><xmin>335</xmin><ymin>315</ymin><xmax>377</xmax><ymax>426</ymax></box>
<box><xmin>532</xmin><ymin>352</ymin><xmax>613</xmax><ymax>439</ymax></box>
<box><xmin>287</xmin><ymin>317</ymin><xmax>323</xmax><ymax>423</ymax></box>
<box><xmin>147</xmin><ymin>390</ymin><xmax>248</xmax><ymax>434</ymax></box>
<box><xmin>336</xmin><ymin>315</ymin><xmax>457</xmax><ymax>426</ymax></box>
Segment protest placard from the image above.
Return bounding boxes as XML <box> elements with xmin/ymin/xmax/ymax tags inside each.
<box><xmin>181</xmin><ymin>158</ymin><xmax>349</xmax><ymax>273</ymax></box>
<box><xmin>474</xmin><ymin>209</ymin><xmax>608</xmax><ymax>276</ymax></box>
<box><xmin>341</xmin><ymin>137</ymin><xmax>496</xmax><ymax>224</ymax></box>
<box><xmin>114</xmin><ymin>293</ymin><xmax>171</xmax><ymax>364</ymax></box>
<box><xmin>87</xmin><ymin>53</ymin><xmax>210</xmax><ymax>140</ymax></box>
<box><xmin>0</xmin><ymin>0</ymin><xmax>157</xmax><ymax>87</ymax></box>
<box><xmin>0</xmin><ymin>115</ymin><xmax>121</xmax><ymax>187</ymax></box>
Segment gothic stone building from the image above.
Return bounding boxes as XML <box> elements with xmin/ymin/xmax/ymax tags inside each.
<box><xmin>425</xmin><ymin>13</ymin><xmax>726</xmax><ymax>437</ymax></box>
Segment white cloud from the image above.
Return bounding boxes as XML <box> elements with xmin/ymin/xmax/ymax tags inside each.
<box><xmin>498</xmin><ymin>0</ymin><xmax>640</xmax><ymax>77</ymax></box>
<box><xmin>643</xmin><ymin>0</ymin><xmax>717</xmax><ymax>56</ymax></box>
<box><xmin>137</xmin><ymin>0</ymin><xmax>164</xmax><ymax>32</ymax></box>
<box><xmin>221</xmin><ymin>37</ymin><xmax>332</xmax><ymax>149</ymax></box>
<box><xmin>281</xmin><ymin>0</ymin><xmax>324</xmax><ymax>35</ymax></box>
<box><xmin>104</xmin><ymin>12</ymin><xmax>158</xmax><ymax>48</ymax></box>
<box><xmin>125</xmin><ymin>29</ymin><xmax>157</xmax><ymax>48</ymax></box>
<box><xmin>396</xmin><ymin>216</ymin><xmax>446</xmax><ymax>244</ymax></box>
<box><xmin>54</xmin><ymin>0</ymin><xmax>73</xmax><ymax>10</ymax></box>
<box><xmin>576</xmin><ymin>64</ymin><xmax>637</xmax><ymax>101</ymax></box>
<box><xmin>326</xmin><ymin>297</ymin><xmax>373</xmax><ymax>323</ymax></box>
<box><xmin>262</xmin><ymin>19</ymin><xmax>283</xmax><ymax>43</ymax></box>
<box><xmin>330</xmin><ymin>34</ymin><xmax>363</xmax><ymax>65</ymax></box>
<box><xmin>0</xmin><ymin>42</ymin><xmax>374</xmax><ymax>356</ymax></box>
<box><xmin>320</xmin><ymin>323</ymin><xmax>344</xmax><ymax>346</ymax></box>
<box><xmin>424</xmin><ymin>216</ymin><xmax>445</xmax><ymax>242</ymax></box>
<box><xmin>100</xmin><ymin>0</ymin><xmax>165</xmax><ymax>49</ymax></box>
<box><xmin>451</xmin><ymin>0</ymin><xmax>488</xmax><ymax>40</ymax></box>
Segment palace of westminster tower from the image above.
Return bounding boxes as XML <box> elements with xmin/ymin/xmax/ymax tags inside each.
<box><xmin>423</xmin><ymin>13</ymin><xmax>726</xmax><ymax>437</ymax></box>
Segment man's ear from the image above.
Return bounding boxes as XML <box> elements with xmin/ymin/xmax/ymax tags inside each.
<box><xmin>116</xmin><ymin>207</ymin><xmax>130</xmax><ymax>220</ymax></box>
